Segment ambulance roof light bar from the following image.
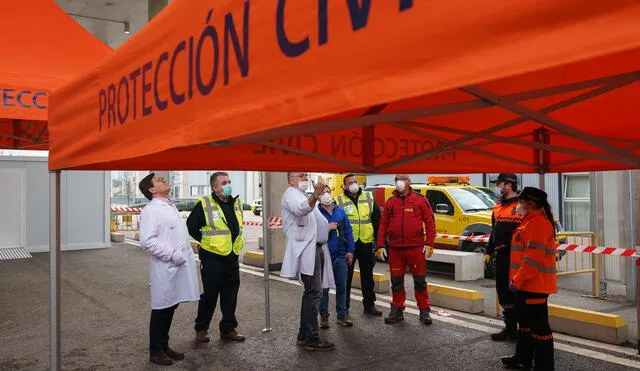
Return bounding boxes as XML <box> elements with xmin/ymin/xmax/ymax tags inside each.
<box><xmin>427</xmin><ymin>176</ymin><xmax>471</xmax><ymax>185</ymax></box>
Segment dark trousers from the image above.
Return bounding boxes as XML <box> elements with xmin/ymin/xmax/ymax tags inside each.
<box><xmin>150</xmin><ymin>304</ymin><xmax>178</xmax><ymax>356</ymax></box>
<box><xmin>515</xmin><ymin>291</ymin><xmax>554</xmax><ymax>370</ymax></box>
<box><xmin>496</xmin><ymin>250</ymin><xmax>517</xmax><ymax>331</ymax></box>
<box><xmin>194</xmin><ymin>249</ymin><xmax>240</xmax><ymax>334</ymax></box>
<box><xmin>298</xmin><ymin>245</ymin><xmax>324</xmax><ymax>342</ymax></box>
<box><xmin>346</xmin><ymin>240</ymin><xmax>377</xmax><ymax>312</ymax></box>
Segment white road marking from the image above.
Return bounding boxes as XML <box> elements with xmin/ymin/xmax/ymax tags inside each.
<box><xmin>124</xmin><ymin>239</ymin><xmax>640</xmax><ymax>368</ymax></box>
<box><xmin>238</xmin><ymin>265</ymin><xmax>640</xmax><ymax>369</ymax></box>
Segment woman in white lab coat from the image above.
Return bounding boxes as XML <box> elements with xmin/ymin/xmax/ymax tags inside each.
<box><xmin>138</xmin><ymin>173</ymin><xmax>199</xmax><ymax>366</ymax></box>
<box><xmin>280</xmin><ymin>173</ymin><xmax>335</xmax><ymax>351</ymax></box>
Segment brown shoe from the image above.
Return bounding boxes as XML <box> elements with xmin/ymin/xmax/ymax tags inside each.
<box><xmin>149</xmin><ymin>351</ymin><xmax>174</xmax><ymax>366</ymax></box>
<box><xmin>220</xmin><ymin>329</ymin><xmax>246</xmax><ymax>342</ymax></box>
<box><xmin>303</xmin><ymin>339</ymin><xmax>335</xmax><ymax>351</ymax></box>
<box><xmin>163</xmin><ymin>347</ymin><xmax>184</xmax><ymax>360</ymax></box>
<box><xmin>364</xmin><ymin>305</ymin><xmax>383</xmax><ymax>316</ymax></box>
<box><xmin>196</xmin><ymin>330</ymin><xmax>210</xmax><ymax>343</ymax></box>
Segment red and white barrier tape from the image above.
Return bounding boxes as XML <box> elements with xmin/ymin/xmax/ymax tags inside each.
<box><xmin>216</xmin><ymin>216</ymin><xmax>640</xmax><ymax>257</ymax></box>
<box><xmin>243</xmin><ymin>221</ymin><xmax>282</xmax><ymax>228</ymax></box>
<box><xmin>434</xmin><ymin>234</ymin><xmax>640</xmax><ymax>257</ymax></box>
<box><xmin>243</xmin><ymin>219</ymin><xmax>282</xmax><ymax>228</ymax></box>
<box><xmin>555</xmin><ymin>244</ymin><xmax>640</xmax><ymax>257</ymax></box>
<box><xmin>111</xmin><ymin>207</ymin><xmax>142</xmax><ymax>212</ymax></box>
<box><xmin>436</xmin><ymin>234</ymin><xmax>490</xmax><ymax>243</ymax></box>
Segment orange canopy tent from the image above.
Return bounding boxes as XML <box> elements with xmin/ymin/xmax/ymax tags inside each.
<box><xmin>48</xmin><ymin>0</ymin><xmax>640</xmax><ymax>174</ymax></box>
<box><xmin>45</xmin><ymin>2</ymin><xmax>640</xmax><ymax>368</ymax></box>
<box><xmin>0</xmin><ymin>1</ymin><xmax>111</xmax><ymax>150</ymax></box>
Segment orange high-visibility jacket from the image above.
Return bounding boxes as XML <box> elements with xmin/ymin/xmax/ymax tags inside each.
<box><xmin>509</xmin><ymin>209</ymin><xmax>557</xmax><ymax>294</ymax></box>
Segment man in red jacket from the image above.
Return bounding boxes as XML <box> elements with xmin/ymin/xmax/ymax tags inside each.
<box><xmin>377</xmin><ymin>174</ymin><xmax>436</xmax><ymax>325</ymax></box>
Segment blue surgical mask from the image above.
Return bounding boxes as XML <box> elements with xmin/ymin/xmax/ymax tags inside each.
<box><xmin>222</xmin><ymin>184</ymin><xmax>233</xmax><ymax>197</ymax></box>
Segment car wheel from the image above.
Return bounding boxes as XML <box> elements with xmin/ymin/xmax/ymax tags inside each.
<box><xmin>460</xmin><ymin>240</ymin><xmax>487</xmax><ymax>253</ymax></box>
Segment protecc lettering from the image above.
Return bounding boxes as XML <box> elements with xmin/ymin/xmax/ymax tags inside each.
<box><xmin>254</xmin><ymin>134</ymin><xmax>455</xmax><ymax>161</ymax></box>
<box><xmin>98</xmin><ymin>2</ymin><xmax>250</xmax><ymax>131</ymax></box>
<box><xmin>277</xmin><ymin>0</ymin><xmax>414</xmax><ymax>57</ymax></box>
<box><xmin>1</xmin><ymin>89</ymin><xmax>47</xmax><ymax>109</ymax></box>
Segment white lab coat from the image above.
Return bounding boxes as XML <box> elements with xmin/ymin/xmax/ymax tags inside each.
<box><xmin>280</xmin><ymin>187</ymin><xmax>335</xmax><ymax>289</ymax></box>
<box><xmin>139</xmin><ymin>198</ymin><xmax>200</xmax><ymax>309</ymax></box>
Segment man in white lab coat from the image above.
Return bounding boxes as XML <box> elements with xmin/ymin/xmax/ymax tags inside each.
<box><xmin>281</xmin><ymin>173</ymin><xmax>335</xmax><ymax>351</ymax></box>
<box><xmin>139</xmin><ymin>173</ymin><xmax>199</xmax><ymax>366</ymax></box>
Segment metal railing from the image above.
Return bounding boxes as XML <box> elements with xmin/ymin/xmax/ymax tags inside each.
<box><xmin>555</xmin><ymin>231</ymin><xmax>599</xmax><ymax>297</ymax></box>
<box><xmin>496</xmin><ymin>231</ymin><xmax>600</xmax><ymax>316</ymax></box>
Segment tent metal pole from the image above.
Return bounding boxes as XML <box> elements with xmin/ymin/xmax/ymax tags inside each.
<box><xmin>538</xmin><ymin>174</ymin><xmax>545</xmax><ymax>190</ymax></box>
<box><xmin>534</xmin><ymin>128</ymin><xmax>550</xmax><ymax>190</ymax></box>
<box><xmin>261</xmin><ymin>172</ymin><xmax>272</xmax><ymax>332</ymax></box>
<box><xmin>49</xmin><ymin>170</ymin><xmax>61</xmax><ymax>371</ymax></box>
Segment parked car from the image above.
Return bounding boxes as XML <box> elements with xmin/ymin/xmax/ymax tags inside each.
<box><xmin>251</xmin><ymin>199</ymin><xmax>262</xmax><ymax>215</ymax></box>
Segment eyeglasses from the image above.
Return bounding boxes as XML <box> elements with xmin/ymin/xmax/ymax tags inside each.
<box><xmin>290</xmin><ymin>173</ymin><xmax>308</xmax><ymax>179</ymax></box>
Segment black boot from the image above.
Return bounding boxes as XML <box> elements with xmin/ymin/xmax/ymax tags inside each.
<box><xmin>492</xmin><ymin>308</ymin><xmax>517</xmax><ymax>341</ymax></box>
<box><xmin>533</xmin><ymin>336</ymin><xmax>554</xmax><ymax>370</ymax></box>
<box><xmin>491</xmin><ymin>328</ymin><xmax>517</xmax><ymax>341</ymax></box>
<box><xmin>384</xmin><ymin>304</ymin><xmax>404</xmax><ymax>324</ymax></box>
<box><xmin>504</xmin><ymin>328</ymin><xmax>534</xmax><ymax>369</ymax></box>
<box><xmin>419</xmin><ymin>309</ymin><xmax>432</xmax><ymax>325</ymax></box>
<box><xmin>501</xmin><ymin>355</ymin><xmax>532</xmax><ymax>369</ymax></box>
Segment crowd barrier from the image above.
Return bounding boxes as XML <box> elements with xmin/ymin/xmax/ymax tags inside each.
<box><xmin>110</xmin><ymin>207</ymin><xmax>142</xmax><ymax>232</ymax></box>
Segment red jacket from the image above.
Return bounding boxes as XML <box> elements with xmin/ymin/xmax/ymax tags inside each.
<box><xmin>377</xmin><ymin>189</ymin><xmax>436</xmax><ymax>248</ymax></box>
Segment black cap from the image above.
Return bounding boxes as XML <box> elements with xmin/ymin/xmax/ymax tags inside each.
<box><xmin>515</xmin><ymin>186</ymin><xmax>548</xmax><ymax>205</ymax></box>
<box><xmin>489</xmin><ymin>173</ymin><xmax>518</xmax><ymax>184</ymax></box>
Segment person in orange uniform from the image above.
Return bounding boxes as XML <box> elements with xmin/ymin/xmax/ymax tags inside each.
<box><xmin>485</xmin><ymin>173</ymin><xmax>522</xmax><ymax>341</ymax></box>
<box><xmin>501</xmin><ymin>187</ymin><xmax>557</xmax><ymax>370</ymax></box>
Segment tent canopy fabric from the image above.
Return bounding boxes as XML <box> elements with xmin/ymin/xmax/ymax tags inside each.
<box><xmin>0</xmin><ymin>0</ymin><xmax>111</xmax><ymax>150</ymax></box>
<box><xmin>49</xmin><ymin>0</ymin><xmax>640</xmax><ymax>173</ymax></box>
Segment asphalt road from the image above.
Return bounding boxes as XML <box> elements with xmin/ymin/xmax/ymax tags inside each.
<box><xmin>1</xmin><ymin>242</ymin><xmax>639</xmax><ymax>370</ymax></box>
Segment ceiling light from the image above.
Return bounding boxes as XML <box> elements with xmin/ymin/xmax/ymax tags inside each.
<box><xmin>124</xmin><ymin>21</ymin><xmax>131</xmax><ymax>34</ymax></box>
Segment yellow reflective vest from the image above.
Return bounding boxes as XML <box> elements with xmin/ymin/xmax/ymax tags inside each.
<box><xmin>197</xmin><ymin>195</ymin><xmax>244</xmax><ymax>256</ymax></box>
<box><xmin>336</xmin><ymin>191</ymin><xmax>374</xmax><ymax>243</ymax></box>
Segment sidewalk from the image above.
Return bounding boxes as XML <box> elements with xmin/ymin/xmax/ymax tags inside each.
<box><xmin>1</xmin><ymin>243</ymin><xmax>638</xmax><ymax>370</ymax></box>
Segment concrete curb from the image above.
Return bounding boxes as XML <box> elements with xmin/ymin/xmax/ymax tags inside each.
<box><xmin>428</xmin><ymin>283</ymin><xmax>484</xmax><ymax>314</ymax></box>
<box><xmin>352</xmin><ymin>270</ymin><xmax>484</xmax><ymax>313</ymax></box>
<box><xmin>352</xmin><ymin>270</ymin><xmax>390</xmax><ymax>293</ymax></box>
<box><xmin>549</xmin><ymin>304</ymin><xmax>628</xmax><ymax>344</ymax></box>
<box><xmin>243</xmin><ymin>250</ymin><xmax>264</xmax><ymax>267</ymax></box>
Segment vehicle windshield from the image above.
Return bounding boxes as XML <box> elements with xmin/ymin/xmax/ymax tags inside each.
<box><xmin>448</xmin><ymin>188</ymin><xmax>497</xmax><ymax>212</ymax></box>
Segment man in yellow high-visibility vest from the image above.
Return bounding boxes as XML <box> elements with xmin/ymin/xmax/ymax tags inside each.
<box><xmin>336</xmin><ymin>174</ymin><xmax>382</xmax><ymax>317</ymax></box>
<box><xmin>187</xmin><ymin>171</ymin><xmax>246</xmax><ymax>344</ymax></box>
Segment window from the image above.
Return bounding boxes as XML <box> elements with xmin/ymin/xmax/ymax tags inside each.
<box><xmin>426</xmin><ymin>190</ymin><xmax>454</xmax><ymax>215</ymax></box>
<box><xmin>448</xmin><ymin>188</ymin><xmax>495</xmax><ymax>212</ymax></box>
<box><xmin>190</xmin><ymin>185</ymin><xmax>209</xmax><ymax>197</ymax></box>
<box><xmin>563</xmin><ymin>174</ymin><xmax>590</xmax><ymax>231</ymax></box>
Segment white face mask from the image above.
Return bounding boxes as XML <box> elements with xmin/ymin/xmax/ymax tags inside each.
<box><xmin>320</xmin><ymin>193</ymin><xmax>333</xmax><ymax>205</ymax></box>
<box><xmin>348</xmin><ymin>183</ymin><xmax>359</xmax><ymax>194</ymax></box>
<box><xmin>515</xmin><ymin>203</ymin><xmax>528</xmax><ymax>217</ymax></box>
<box><xmin>297</xmin><ymin>180</ymin><xmax>308</xmax><ymax>192</ymax></box>
<box><xmin>396</xmin><ymin>180</ymin><xmax>406</xmax><ymax>192</ymax></box>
